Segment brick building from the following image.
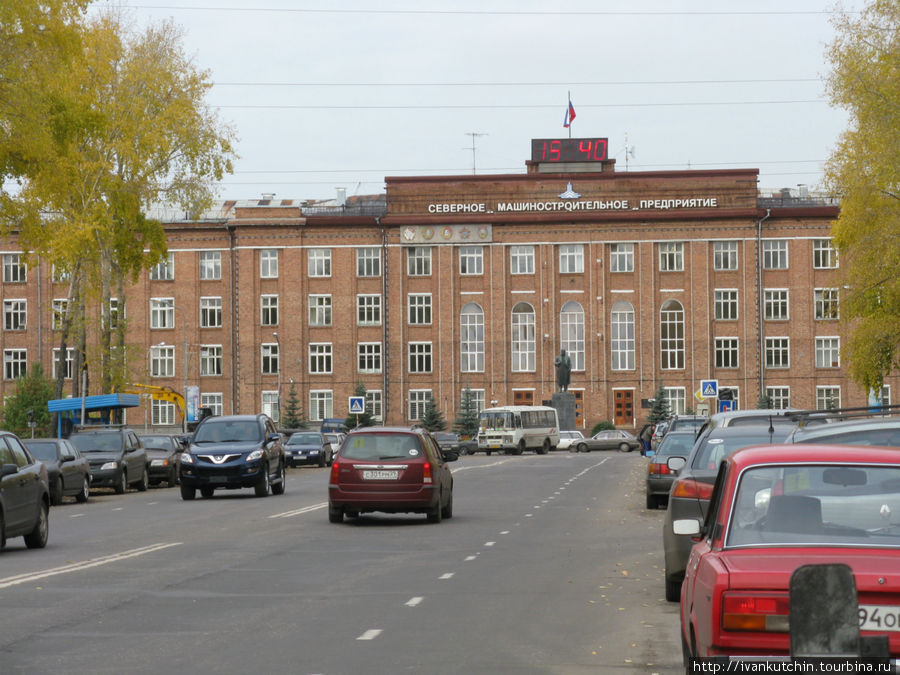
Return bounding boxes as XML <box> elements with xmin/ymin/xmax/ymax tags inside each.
<box><xmin>3</xmin><ymin>149</ymin><xmax>883</xmax><ymax>431</ymax></box>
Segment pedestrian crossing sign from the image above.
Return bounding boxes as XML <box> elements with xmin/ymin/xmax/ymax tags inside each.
<box><xmin>349</xmin><ymin>396</ymin><xmax>365</xmax><ymax>414</ymax></box>
<box><xmin>700</xmin><ymin>379</ymin><xmax>718</xmax><ymax>398</ymax></box>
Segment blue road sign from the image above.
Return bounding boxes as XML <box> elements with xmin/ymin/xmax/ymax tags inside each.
<box><xmin>349</xmin><ymin>396</ymin><xmax>365</xmax><ymax>414</ymax></box>
<box><xmin>701</xmin><ymin>379</ymin><xmax>719</xmax><ymax>398</ymax></box>
<box><xmin>718</xmin><ymin>400</ymin><xmax>736</xmax><ymax>413</ymax></box>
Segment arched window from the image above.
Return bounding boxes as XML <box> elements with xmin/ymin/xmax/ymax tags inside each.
<box><xmin>460</xmin><ymin>303</ymin><xmax>484</xmax><ymax>372</ymax></box>
<box><xmin>660</xmin><ymin>300</ymin><xmax>685</xmax><ymax>369</ymax></box>
<box><xmin>560</xmin><ymin>301</ymin><xmax>585</xmax><ymax>370</ymax></box>
<box><xmin>511</xmin><ymin>302</ymin><xmax>535</xmax><ymax>371</ymax></box>
<box><xmin>610</xmin><ymin>301</ymin><xmax>635</xmax><ymax>370</ymax></box>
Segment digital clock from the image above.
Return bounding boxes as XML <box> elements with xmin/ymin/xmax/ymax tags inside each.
<box><xmin>531</xmin><ymin>138</ymin><xmax>609</xmax><ymax>163</ymax></box>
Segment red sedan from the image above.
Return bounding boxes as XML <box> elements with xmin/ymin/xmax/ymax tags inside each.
<box><xmin>678</xmin><ymin>444</ymin><xmax>900</xmax><ymax>664</ymax></box>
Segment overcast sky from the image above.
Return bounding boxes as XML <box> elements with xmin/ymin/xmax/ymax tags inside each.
<box><xmin>97</xmin><ymin>1</ymin><xmax>860</xmax><ymax>203</ymax></box>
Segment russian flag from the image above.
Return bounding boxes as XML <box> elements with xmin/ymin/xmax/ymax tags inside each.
<box><xmin>563</xmin><ymin>99</ymin><xmax>576</xmax><ymax>128</ymax></box>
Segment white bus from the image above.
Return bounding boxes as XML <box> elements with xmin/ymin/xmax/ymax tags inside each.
<box><xmin>476</xmin><ymin>405</ymin><xmax>560</xmax><ymax>455</ymax></box>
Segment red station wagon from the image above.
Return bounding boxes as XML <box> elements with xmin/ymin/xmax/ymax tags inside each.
<box><xmin>678</xmin><ymin>444</ymin><xmax>900</xmax><ymax>664</ymax></box>
<box><xmin>328</xmin><ymin>427</ymin><xmax>458</xmax><ymax>524</ymax></box>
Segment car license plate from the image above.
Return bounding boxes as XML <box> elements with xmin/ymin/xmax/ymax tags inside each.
<box><xmin>151</xmin><ymin>459</ymin><xmax>164</xmax><ymax>466</ymax></box>
<box><xmin>489</xmin><ymin>444</ymin><xmax>500</xmax><ymax>449</ymax></box>
<box><xmin>858</xmin><ymin>605</ymin><xmax>900</xmax><ymax>632</ymax></box>
<box><xmin>209</xmin><ymin>476</ymin><xmax>228</xmax><ymax>484</ymax></box>
<box><xmin>362</xmin><ymin>470</ymin><xmax>399</xmax><ymax>480</ymax></box>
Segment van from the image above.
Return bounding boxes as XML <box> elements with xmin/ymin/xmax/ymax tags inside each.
<box><xmin>320</xmin><ymin>418</ymin><xmax>348</xmax><ymax>434</ymax></box>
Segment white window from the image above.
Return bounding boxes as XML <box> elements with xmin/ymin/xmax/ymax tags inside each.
<box><xmin>365</xmin><ymin>390</ymin><xmax>383</xmax><ymax>421</ymax></box>
<box><xmin>765</xmin><ymin>337</ymin><xmax>790</xmax><ymax>369</ymax></box>
<box><xmin>762</xmin><ymin>240</ymin><xmax>788</xmax><ymax>269</ymax></box>
<box><xmin>358</xmin><ymin>343</ymin><xmax>382</xmax><ymax>373</ymax></box>
<box><xmin>408</xmin><ymin>389</ymin><xmax>431</xmax><ymax>421</ymax></box>
<box><xmin>460</xmin><ymin>303</ymin><xmax>484</xmax><ymax>373</ymax></box>
<box><xmin>200</xmin><ymin>297</ymin><xmax>223</xmax><ymax>328</ymax></box>
<box><xmin>52</xmin><ymin>299</ymin><xmax>69</xmax><ymax>331</ymax></box>
<box><xmin>199</xmin><ymin>251</ymin><xmax>222</xmax><ymax>280</ymax></box>
<box><xmin>308</xmin><ymin>248</ymin><xmax>331</xmax><ymax>277</ymax></box>
<box><xmin>260</xmin><ymin>249</ymin><xmax>278</xmax><ymax>278</ymax></box>
<box><xmin>3</xmin><ymin>299</ymin><xmax>26</xmax><ymax>331</ymax></box>
<box><xmin>309</xmin><ymin>343</ymin><xmax>333</xmax><ymax>374</ymax></box>
<box><xmin>879</xmin><ymin>386</ymin><xmax>891</xmax><ymax>407</ymax></box>
<box><xmin>658</xmin><ymin>242</ymin><xmax>684</xmax><ymax>272</ymax></box>
<box><xmin>813</xmin><ymin>239</ymin><xmax>838</xmax><ymax>269</ymax></box>
<box><xmin>261</xmin><ymin>294</ymin><xmax>279</xmax><ymax>326</ymax></box>
<box><xmin>610</xmin><ymin>243</ymin><xmax>634</xmax><ymax>273</ymax></box>
<box><xmin>610</xmin><ymin>301</ymin><xmax>635</xmax><ymax>371</ymax></box>
<box><xmin>200</xmin><ymin>393</ymin><xmax>223</xmax><ymax>417</ymax></box>
<box><xmin>511</xmin><ymin>303</ymin><xmax>536</xmax><ymax>372</ymax></box>
<box><xmin>3</xmin><ymin>349</ymin><xmax>26</xmax><ymax>379</ymax></box>
<box><xmin>715</xmin><ymin>337</ymin><xmax>739</xmax><ymax>369</ymax></box>
<box><xmin>408</xmin><ymin>342</ymin><xmax>432</xmax><ymax>373</ymax></box>
<box><xmin>559</xmin><ymin>244</ymin><xmax>584</xmax><ymax>274</ymax></box>
<box><xmin>309</xmin><ymin>295</ymin><xmax>332</xmax><ymax>326</ymax></box>
<box><xmin>764</xmin><ymin>289</ymin><xmax>790</xmax><ymax>321</ymax></box>
<box><xmin>150</xmin><ymin>345</ymin><xmax>174</xmax><ymax>378</ymax></box>
<box><xmin>152</xmin><ymin>400</ymin><xmax>176</xmax><ymax>426</ymax></box>
<box><xmin>660</xmin><ymin>300</ymin><xmax>685</xmax><ymax>369</ymax></box>
<box><xmin>2</xmin><ymin>254</ymin><xmax>26</xmax><ymax>283</ymax></box>
<box><xmin>108</xmin><ymin>298</ymin><xmax>121</xmax><ymax>331</ymax></box>
<box><xmin>149</xmin><ymin>298</ymin><xmax>174</xmax><ymax>329</ymax></box>
<box><xmin>200</xmin><ymin>345</ymin><xmax>223</xmax><ymax>376</ymax></box>
<box><xmin>664</xmin><ymin>387</ymin><xmax>686</xmax><ymax>416</ymax></box>
<box><xmin>713</xmin><ymin>241</ymin><xmax>739</xmax><ymax>271</ymax></box>
<box><xmin>510</xmin><ymin>245</ymin><xmax>535</xmax><ymax>275</ymax></box>
<box><xmin>459</xmin><ymin>246</ymin><xmax>483</xmax><ymax>275</ymax></box>
<box><xmin>815</xmin><ymin>337</ymin><xmax>841</xmax><ymax>368</ymax></box>
<box><xmin>408</xmin><ymin>294</ymin><xmax>432</xmax><ymax>325</ymax></box>
<box><xmin>309</xmin><ymin>390</ymin><xmax>333</xmax><ymax>421</ymax></box>
<box><xmin>356</xmin><ymin>247</ymin><xmax>381</xmax><ymax>277</ymax></box>
<box><xmin>766</xmin><ymin>386</ymin><xmax>790</xmax><ymax>410</ymax></box>
<box><xmin>261</xmin><ymin>343</ymin><xmax>279</xmax><ymax>375</ymax></box>
<box><xmin>816</xmin><ymin>386</ymin><xmax>841</xmax><ymax>410</ymax></box>
<box><xmin>407</xmin><ymin>247</ymin><xmax>432</xmax><ymax>276</ymax></box>
<box><xmin>560</xmin><ymin>301</ymin><xmax>585</xmax><ymax>370</ymax></box>
<box><xmin>52</xmin><ymin>348</ymin><xmax>74</xmax><ymax>380</ymax></box>
<box><xmin>262</xmin><ymin>391</ymin><xmax>280</xmax><ymax>423</ymax></box>
<box><xmin>714</xmin><ymin>289</ymin><xmax>738</xmax><ymax>321</ymax></box>
<box><xmin>814</xmin><ymin>288</ymin><xmax>839</xmax><ymax>320</ymax></box>
<box><xmin>357</xmin><ymin>294</ymin><xmax>381</xmax><ymax>325</ymax></box>
<box><xmin>150</xmin><ymin>252</ymin><xmax>175</xmax><ymax>281</ymax></box>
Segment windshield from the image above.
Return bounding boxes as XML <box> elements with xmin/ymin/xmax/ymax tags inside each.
<box><xmin>288</xmin><ymin>433</ymin><xmax>322</xmax><ymax>445</ymax></box>
<box><xmin>193</xmin><ymin>420</ymin><xmax>262</xmax><ymax>443</ymax></box>
<box><xmin>692</xmin><ymin>432</ymin><xmax>782</xmax><ymax>470</ymax></box>
<box><xmin>24</xmin><ymin>441</ymin><xmax>57</xmax><ymax>461</ymax></box>
<box><xmin>341</xmin><ymin>433</ymin><xmax>421</xmax><ymax>460</ymax></box>
<box><xmin>69</xmin><ymin>434</ymin><xmax>123</xmax><ymax>452</ymax></box>
<box><xmin>727</xmin><ymin>465</ymin><xmax>900</xmax><ymax>548</ymax></box>
<box><xmin>480</xmin><ymin>412</ymin><xmax>513</xmax><ymax>430</ymax></box>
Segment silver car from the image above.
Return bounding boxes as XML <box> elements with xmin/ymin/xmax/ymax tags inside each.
<box><xmin>573</xmin><ymin>429</ymin><xmax>640</xmax><ymax>453</ymax></box>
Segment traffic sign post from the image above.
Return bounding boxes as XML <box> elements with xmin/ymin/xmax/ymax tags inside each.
<box><xmin>349</xmin><ymin>396</ymin><xmax>365</xmax><ymax>427</ymax></box>
<box><xmin>700</xmin><ymin>379</ymin><xmax>718</xmax><ymax>399</ymax></box>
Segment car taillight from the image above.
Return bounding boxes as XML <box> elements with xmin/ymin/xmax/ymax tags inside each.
<box><xmin>670</xmin><ymin>477</ymin><xmax>714</xmax><ymax>500</ymax></box>
<box><xmin>648</xmin><ymin>462</ymin><xmax>669</xmax><ymax>475</ymax></box>
<box><xmin>423</xmin><ymin>461</ymin><xmax>433</xmax><ymax>484</ymax></box>
<box><xmin>329</xmin><ymin>461</ymin><xmax>341</xmax><ymax>484</ymax></box>
<box><xmin>722</xmin><ymin>593</ymin><xmax>790</xmax><ymax>632</ymax></box>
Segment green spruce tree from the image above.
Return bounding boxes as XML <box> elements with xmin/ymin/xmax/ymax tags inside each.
<box><xmin>344</xmin><ymin>382</ymin><xmax>377</xmax><ymax>430</ymax></box>
<box><xmin>648</xmin><ymin>383</ymin><xmax>672</xmax><ymax>425</ymax></box>
<box><xmin>454</xmin><ymin>386</ymin><xmax>480</xmax><ymax>439</ymax></box>
<box><xmin>420</xmin><ymin>393</ymin><xmax>447</xmax><ymax>432</ymax></box>
<box><xmin>280</xmin><ymin>381</ymin><xmax>306</xmax><ymax>430</ymax></box>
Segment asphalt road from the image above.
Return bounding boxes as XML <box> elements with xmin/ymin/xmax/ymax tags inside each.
<box><xmin>0</xmin><ymin>450</ymin><xmax>682</xmax><ymax>674</ymax></box>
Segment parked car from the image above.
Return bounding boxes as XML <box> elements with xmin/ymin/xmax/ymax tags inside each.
<box><xmin>645</xmin><ymin>430</ymin><xmax>696</xmax><ymax>509</ymax></box>
<box><xmin>661</xmin><ymin>415</ymin><xmax>706</xmax><ymax>437</ymax></box>
<box><xmin>285</xmin><ymin>431</ymin><xmax>333</xmax><ymax>468</ymax></box>
<box><xmin>557</xmin><ymin>430</ymin><xmax>585</xmax><ymax>451</ymax></box>
<box><xmin>678</xmin><ymin>444</ymin><xmax>900</xmax><ymax>663</ymax></box>
<box><xmin>137</xmin><ymin>434</ymin><xmax>185</xmax><ymax>487</ymax></box>
<box><xmin>22</xmin><ymin>438</ymin><xmax>91</xmax><ymax>505</ymax></box>
<box><xmin>789</xmin><ymin>416</ymin><xmax>900</xmax><ymax>447</ymax></box>
<box><xmin>650</xmin><ymin>421</ymin><xmax>669</xmax><ymax>451</ymax></box>
<box><xmin>662</xmin><ymin>424</ymin><xmax>792</xmax><ymax>601</ymax></box>
<box><xmin>323</xmin><ymin>432</ymin><xmax>345</xmax><ymax>454</ymax></box>
<box><xmin>432</xmin><ymin>431</ymin><xmax>478</xmax><ymax>456</ymax></box>
<box><xmin>573</xmin><ymin>429</ymin><xmax>640</xmax><ymax>453</ymax></box>
<box><xmin>179</xmin><ymin>414</ymin><xmax>286</xmax><ymax>499</ymax></box>
<box><xmin>0</xmin><ymin>430</ymin><xmax>50</xmax><ymax>550</ymax></box>
<box><xmin>693</xmin><ymin>408</ymin><xmax>802</xmax><ymax>442</ymax></box>
<box><xmin>328</xmin><ymin>427</ymin><xmax>457</xmax><ymax>523</ymax></box>
<box><xmin>69</xmin><ymin>427</ymin><xmax>149</xmax><ymax>494</ymax></box>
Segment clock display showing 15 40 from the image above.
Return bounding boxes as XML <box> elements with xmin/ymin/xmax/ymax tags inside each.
<box><xmin>531</xmin><ymin>138</ymin><xmax>609</xmax><ymax>163</ymax></box>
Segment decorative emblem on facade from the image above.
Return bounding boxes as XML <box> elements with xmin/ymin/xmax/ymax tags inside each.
<box><xmin>558</xmin><ymin>182</ymin><xmax>581</xmax><ymax>199</ymax></box>
<box><xmin>422</xmin><ymin>227</ymin><xmax>434</xmax><ymax>240</ymax></box>
<box><xmin>459</xmin><ymin>227</ymin><xmax>471</xmax><ymax>239</ymax></box>
<box><xmin>403</xmin><ymin>227</ymin><xmax>415</xmax><ymax>241</ymax></box>
<box><xmin>442</xmin><ymin>227</ymin><xmax>453</xmax><ymax>239</ymax></box>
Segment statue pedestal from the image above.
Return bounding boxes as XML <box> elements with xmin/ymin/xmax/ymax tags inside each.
<box><xmin>552</xmin><ymin>392</ymin><xmax>576</xmax><ymax>431</ymax></box>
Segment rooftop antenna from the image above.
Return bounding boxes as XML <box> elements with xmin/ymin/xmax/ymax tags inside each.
<box><xmin>465</xmin><ymin>132</ymin><xmax>487</xmax><ymax>175</ymax></box>
<box><xmin>623</xmin><ymin>133</ymin><xmax>636</xmax><ymax>171</ymax></box>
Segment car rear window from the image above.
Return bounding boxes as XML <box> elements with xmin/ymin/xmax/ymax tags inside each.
<box><xmin>727</xmin><ymin>416</ymin><xmax>797</xmax><ymax>428</ymax></box>
<box><xmin>341</xmin><ymin>434</ymin><xmax>422</xmax><ymax>460</ymax></box>
<box><xmin>692</xmin><ymin>432</ymin><xmax>783</xmax><ymax>470</ymax></box>
<box><xmin>24</xmin><ymin>441</ymin><xmax>57</xmax><ymax>460</ymax></box>
<box><xmin>70</xmin><ymin>433</ymin><xmax>123</xmax><ymax>452</ymax></box>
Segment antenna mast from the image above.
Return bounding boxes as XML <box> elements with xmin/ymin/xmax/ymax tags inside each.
<box><xmin>465</xmin><ymin>132</ymin><xmax>487</xmax><ymax>175</ymax></box>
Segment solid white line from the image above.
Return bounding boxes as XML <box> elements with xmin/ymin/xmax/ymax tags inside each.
<box><xmin>69</xmin><ymin>513</ymin><xmax>85</xmax><ymax>518</ymax></box>
<box><xmin>439</xmin><ymin>573</ymin><xmax>454</xmax><ymax>580</ymax></box>
<box><xmin>269</xmin><ymin>503</ymin><xmax>327</xmax><ymax>518</ymax></box>
<box><xmin>406</xmin><ymin>597</ymin><xmax>423</xmax><ymax>607</ymax></box>
<box><xmin>0</xmin><ymin>543</ymin><xmax>183</xmax><ymax>589</ymax></box>
<box><xmin>449</xmin><ymin>460</ymin><xmax>509</xmax><ymax>472</ymax></box>
<box><xmin>357</xmin><ymin>629</ymin><xmax>382</xmax><ymax>640</ymax></box>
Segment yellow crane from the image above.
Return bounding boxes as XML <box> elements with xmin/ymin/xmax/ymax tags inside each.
<box><xmin>125</xmin><ymin>384</ymin><xmax>185</xmax><ymax>421</ymax></box>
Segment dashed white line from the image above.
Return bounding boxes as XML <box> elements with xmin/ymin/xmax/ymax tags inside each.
<box><xmin>500</xmin><ymin>530</ymin><xmax>510</xmax><ymax>535</ymax></box>
<box><xmin>485</xmin><ymin>541</ymin><xmax>496</xmax><ymax>547</ymax></box>
<box><xmin>439</xmin><ymin>573</ymin><xmax>454</xmax><ymax>580</ymax></box>
<box><xmin>465</xmin><ymin>555</ymin><xmax>477</xmax><ymax>561</ymax></box>
<box><xmin>357</xmin><ymin>629</ymin><xmax>382</xmax><ymax>641</ymax></box>
<box><xmin>69</xmin><ymin>513</ymin><xmax>85</xmax><ymax>518</ymax></box>
<box><xmin>406</xmin><ymin>597</ymin><xmax>424</xmax><ymax>607</ymax></box>
<box><xmin>269</xmin><ymin>503</ymin><xmax>327</xmax><ymax>518</ymax></box>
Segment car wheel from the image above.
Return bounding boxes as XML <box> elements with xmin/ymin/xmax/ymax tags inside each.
<box><xmin>514</xmin><ymin>441</ymin><xmax>525</xmax><ymax>456</ymax></box>
<box><xmin>51</xmin><ymin>477</ymin><xmax>64</xmax><ymax>506</ymax></box>
<box><xmin>200</xmin><ymin>486</ymin><xmax>215</xmax><ymax>499</ymax></box>
<box><xmin>576</xmin><ymin>442</ymin><xmax>589</xmax><ymax>453</ymax></box>
<box><xmin>271</xmin><ymin>461</ymin><xmax>286</xmax><ymax>496</ymax></box>
<box><xmin>618</xmin><ymin>442</ymin><xmax>631</xmax><ymax>453</ymax></box>
<box><xmin>254</xmin><ymin>464</ymin><xmax>270</xmax><ymax>497</ymax></box>
<box><xmin>485</xmin><ymin>449</ymin><xmax>492</xmax><ymax>456</ymax></box>
<box><xmin>114</xmin><ymin>469</ymin><xmax>127</xmax><ymax>495</ymax></box>
<box><xmin>24</xmin><ymin>501</ymin><xmax>49</xmax><ymax>549</ymax></box>
<box><xmin>427</xmin><ymin>492</ymin><xmax>443</xmax><ymax>523</ymax></box>
<box><xmin>539</xmin><ymin>439</ymin><xmax>550</xmax><ymax>455</ymax></box>
<box><xmin>441</xmin><ymin>489</ymin><xmax>454</xmax><ymax>519</ymax></box>
<box><xmin>180</xmin><ymin>484</ymin><xmax>196</xmax><ymax>500</ymax></box>
<box><xmin>665</xmin><ymin>574</ymin><xmax>682</xmax><ymax>602</ymax></box>
<box><xmin>328</xmin><ymin>502</ymin><xmax>343</xmax><ymax>523</ymax></box>
<box><xmin>0</xmin><ymin>508</ymin><xmax>6</xmax><ymax>550</ymax></box>
<box><xmin>318</xmin><ymin>452</ymin><xmax>326</xmax><ymax>468</ymax></box>
<box><xmin>136</xmin><ymin>466</ymin><xmax>149</xmax><ymax>492</ymax></box>
<box><xmin>75</xmin><ymin>476</ymin><xmax>90</xmax><ymax>503</ymax></box>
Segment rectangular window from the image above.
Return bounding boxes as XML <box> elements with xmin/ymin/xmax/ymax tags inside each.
<box><xmin>880</xmin><ymin>385</ymin><xmax>891</xmax><ymax>407</ymax></box>
<box><xmin>813</xmin><ymin>239</ymin><xmax>838</xmax><ymax>269</ymax></box>
<box><xmin>610</xmin><ymin>305</ymin><xmax>635</xmax><ymax>370</ymax></box>
<box><xmin>199</xmin><ymin>251</ymin><xmax>222</xmax><ymax>280</ymax></box>
<box><xmin>2</xmin><ymin>254</ymin><xmax>26</xmax><ymax>283</ymax></box>
<box><xmin>357</xmin><ymin>294</ymin><xmax>382</xmax><ymax>325</ymax></box>
<box><xmin>261</xmin><ymin>294</ymin><xmax>279</xmax><ymax>326</ymax></box>
<box><xmin>407</xmin><ymin>247</ymin><xmax>432</xmax><ymax>276</ymax></box>
<box><xmin>764</xmin><ymin>289</ymin><xmax>790</xmax><ymax>321</ymax></box>
<box><xmin>762</xmin><ymin>240</ymin><xmax>788</xmax><ymax>270</ymax></box>
<box><xmin>459</xmin><ymin>246</ymin><xmax>484</xmax><ymax>275</ymax></box>
<box><xmin>262</xmin><ymin>391</ymin><xmax>280</xmax><ymax>423</ymax></box>
<box><xmin>766</xmin><ymin>386</ymin><xmax>791</xmax><ymax>410</ymax></box>
<box><xmin>308</xmin><ymin>295</ymin><xmax>332</xmax><ymax>327</ymax></box>
<box><xmin>201</xmin><ymin>393</ymin><xmax>223</xmax><ymax>417</ymax></box>
<box><xmin>408</xmin><ymin>294</ymin><xmax>432</xmax><ymax>325</ymax></box>
<box><xmin>150</xmin><ymin>297</ymin><xmax>174</xmax><ymax>329</ymax></box>
<box><xmin>658</xmin><ymin>242</ymin><xmax>684</xmax><ymax>272</ymax></box>
<box><xmin>408</xmin><ymin>342</ymin><xmax>432</xmax><ymax>373</ymax></box>
<box><xmin>152</xmin><ymin>400</ymin><xmax>176</xmax><ymax>426</ymax></box>
<box><xmin>52</xmin><ymin>347</ymin><xmax>75</xmax><ymax>380</ymax></box>
<box><xmin>765</xmin><ymin>337</ymin><xmax>790</xmax><ymax>369</ymax></box>
<box><xmin>4</xmin><ymin>349</ymin><xmax>26</xmax><ymax>379</ymax></box>
<box><xmin>510</xmin><ymin>245</ymin><xmax>535</xmax><ymax>275</ymax></box>
<box><xmin>261</xmin><ymin>343</ymin><xmax>279</xmax><ymax>375</ymax></box>
<box><xmin>200</xmin><ymin>345</ymin><xmax>223</xmax><ymax>376</ymax></box>
<box><xmin>108</xmin><ymin>298</ymin><xmax>120</xmax><ymax>331</ymax></box>
<box><xmin>52</xmin><ymin>299</ymin><xmax>69</xmax><ymax>331</ymax></box>
<box><xmin>200</xmin><ymin>297</ymin><xmax>223</xmax><ymax>328</ymax></box>
<box><xmin>664</xmin><ymin>387</ymin><xmax>686</xmax><ymax>416</ymax></box>
<box><xmin>408</xmin><ymin>389</ymin><xmax>431</xmax><ymax>421</ymax></box>
<box><xmin>817</xmin><ymin>386</ymin><xmax>841</xmax><ymax>410</ymax></box>
<box><xmin>150</xmin><ymin>345</ymin><xmax>174</xmax><ymax>378</ymax></box>
<box><xmin>365</xmin><ymin>390</ymin><xmax>383</xmax><ymax>421</ymax></box>
<box><xmin>150</xmin><ymin>252</ymin><xmax>175</xmax><ymax>281</ymax></box>
<box><xmin>714</xmin><ymin>337</ymin><xmax>739</xmax><ymax>369</ymax></box>
<box><xmin>815</xmin><ymin>337</ymin><xmax>841</xmax><ymax>368</ymax></box>
<box><xmin>309</xmin><ymin>343</ymin><xmax>333</xmax><ymax>374</ymax></box>
<box><xmin>309</xmin><ymin>390</ymin><xmax>333</xmax><ymax>421</ymax></box>
<box><xmin>356</xmin><ymin>247</ymin><xmax>381</xmax><ymax>277</ymax></box>
<box><xmin>559</xmin><ymin>244</ymin><xmax>584</xmax><ymax>274</ymax></box>
<box><xmin>308</xmin><ymin>248</ymin><xmax>331</xmax><ymax>277</ymax></box>
<box><xmin>511</xmin><ymin>308</ymin><xmax>535</xmax><ymax>372</ymax></box>
<box><xmin>713</xmin><ymin>241</ymin><xmax>739</xmax><ymax>271</ymax></box>
<box><xmin>357</xmin><ymin>342</ymin><xmax>382</xmax><ymax>373</ymax></box>
<box><xmin>260</xmin><ymin>249</ymin><xmax>278</xmax><ymax>278</ymax></box>
<box><xmin>814</xmin><ymin>288</ymin><xmax>839</xmax><ymax>320</ymax></box>
<box><xmin>3</xmin><ymin>299</ymin><xmax>26</xmax><ymax>331</ymax></box>
<box><xmin>610</xmin><ymin>243</ymin><xmax>634</xmax><ymax>273</ymax></box>
<box><xmin>51</xmin><ymin>264</ymin><xmax>70</xmax><ymax>284</ymax></box>
<box><xmin>714</xmin><ymin>289</ymin><xmax>739</xmax><ymax>321</ymax></box>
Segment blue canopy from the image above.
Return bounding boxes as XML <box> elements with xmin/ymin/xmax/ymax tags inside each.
<box><xmin>47</xmin><ymin>394</ymin><xmax>141</xmax><ymax>437</ymax></box>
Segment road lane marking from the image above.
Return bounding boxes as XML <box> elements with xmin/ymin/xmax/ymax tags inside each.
<box><xmin>465</xmin><ymin>555</ymin><xmax>477</xmax><ymax>561</ymax></box>
<box><xmin>69</xmin><ymin>513</ymin><xmax>85</xmax><ymax>518</ymax></box>
<box><xmin>439</xmin><ymin>573</ymin><xmax>454</xmax><ymax>580</ymax></box>
<box><xmin>0</xmin><ymin>543</ymin><xmax>183</xmax><ymax>589</ymax></box>
<box><xmin>449</xmin><ymin>460</ymin><xmax>509</xmax><ymax>472</ymax></box>
<box><xmin>269</xmin><ymin>503</ymin><xmax>327</xmax><ymax>518</ymax></box>
<box><xmin>406</xmin><ymin>597</ymin><xmax>423</xmax><ymax>607</ymax></box>
<box><xmin>485</xmin><ymin>541</ymin><xmax>495</xmax><ymax>547</ymax></box>
<box><xmin>357</xmin><ymin>629</ymin><xmax>382</xmax><ymax>640</ymax></box>
<box><xmin>500</xmin><ymin>530</ymin><xmax>510</xmax><ymax>535</ymax></box>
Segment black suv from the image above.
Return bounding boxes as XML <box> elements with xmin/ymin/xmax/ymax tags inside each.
<box><xmin>69</xmin><ymin>427</ymin><xmax>149</xmax><ymax>494</ymax></box>
<box><xmin>179</xmin><ymin>414</ymin><xmax>286</xmax><ymax>499</ymax></box>
<box><xmin>0</xmin><ymin>431</ymin><xmax>50</xmax><ymax>550</ymax></box>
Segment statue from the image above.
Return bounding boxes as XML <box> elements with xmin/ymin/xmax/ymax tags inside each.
<box><xmin>554</xmin><ymin>349</ymin><xmax>572</xmax><ymax>392</ymax></box>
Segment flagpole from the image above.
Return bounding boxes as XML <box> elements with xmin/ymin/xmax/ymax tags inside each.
<box><xmin>567</xmin><ymin>90</ymin><xmax>572</xmax><ymax>138</ymax></box>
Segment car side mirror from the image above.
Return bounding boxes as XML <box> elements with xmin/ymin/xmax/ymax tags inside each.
<box><xmin>672</xmin><ymin>518</ymin><xmax>701</xmax><ymax>536</ymax></box>
<box><xmin>442</xmin><ymin>449</ymin><xmax>459</xmax><ymax>462</ymax></box>
<box><xmin>667</xmin><ymin>456</ymin><xmax>686</xmax><ymax>473</ymax></box>
<box><xmin>267</xmin><ymin>433</ymin><xmax>281</xmax><ymax>444</ymax></box>
<box><xmin>1</xmin><ymin>463</ymin><xmax>18</xmax><ymax>477</ymax></box>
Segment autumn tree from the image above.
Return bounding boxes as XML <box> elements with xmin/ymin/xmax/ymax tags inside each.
<box><xmin>824</xmin><ymin>0</ymin><xmax>900</xmax><ymax>392</ymax></box>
